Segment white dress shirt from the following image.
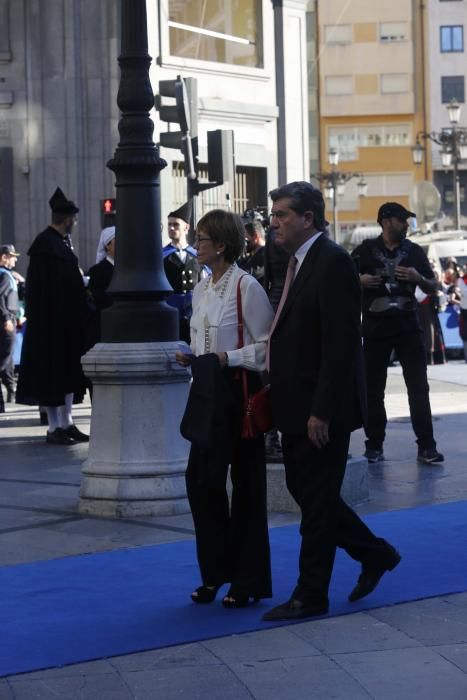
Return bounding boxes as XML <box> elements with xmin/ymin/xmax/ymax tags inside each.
<box><xmin>293</xmin><ymin>232</ymin><xmax>323</xmax><ymax>277</ymax></box>
<box><xmin>190</xmin><ymin>264</ymin><xmax>274</xmax><ymax>371</ymax></box>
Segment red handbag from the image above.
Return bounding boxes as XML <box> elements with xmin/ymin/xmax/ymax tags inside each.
<box><xmin>236</xmin><ymin>277</ymin><xmax>274</xmax><ymax>438</ymax></box>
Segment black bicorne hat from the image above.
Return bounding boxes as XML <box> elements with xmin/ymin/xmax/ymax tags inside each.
<box><xmin>49</xmin><ymin>187</ymin><xmax>79</xmax><ymax>215</ymax></box>
<box><xmin>168</xmin><ymin>200</ymin><xmax>192</xmax><ymax>225</ymax></box>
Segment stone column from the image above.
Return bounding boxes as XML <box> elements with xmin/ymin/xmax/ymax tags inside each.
<box><xmin>79</xmin><ymin>343</ymin><xmax>190</xmax><ymax>517</ymax></box>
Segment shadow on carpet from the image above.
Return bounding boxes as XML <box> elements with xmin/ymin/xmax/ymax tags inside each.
<box><xmin>1</xmin><ymin>500</ymin><xmax>467</xmax><ymax>677</ymax></box>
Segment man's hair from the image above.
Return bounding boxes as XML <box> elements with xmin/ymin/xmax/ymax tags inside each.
<box><xmin>244</xmin><ymin>220</ymin><xmax>265</xmax><ymax>241</ymax></box>
<box><xmin>196</xmin><ymin>209</ymin><xmax>245</xmax><ymax>263</ymax></box>
<box><xmin>52</xmin><ymin>212</ymin><xmax>72</xmax><ymax>226</ymax></box>
<box><xmin>269</xmin><ymin>181</ymin><xmax>328</xmax><ymax>231</ymax></box>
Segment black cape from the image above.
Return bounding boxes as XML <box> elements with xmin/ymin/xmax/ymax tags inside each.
<box><xmin>16</xmin><ymin>227</ymin><xmax>89</xmax><ymax>406</ymax></box>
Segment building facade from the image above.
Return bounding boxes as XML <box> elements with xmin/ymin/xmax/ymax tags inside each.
<box><xmin>314</xmin><ymin>0</ymin><xmax>428</xmax><ymax>242</ymax></box>
<box><xmin>426</xmin><ymin>0</ymin><xmax>467</xmax><ymax>227</ymax></box>
<box><xmin>0</xmin><ymin>0</ymin><xmax>310</xmax><ymax>273</ymax></box>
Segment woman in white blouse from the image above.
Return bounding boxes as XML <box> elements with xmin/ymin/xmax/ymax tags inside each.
<box><xmin>176</xmin><ymin>209</ymin><xmax>274</xmax><ymax>609</ymax></box>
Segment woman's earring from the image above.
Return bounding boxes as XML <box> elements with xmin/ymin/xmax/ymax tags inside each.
<box><xmin>216</xmin><ymin>251</ymin><xmax>220</xmax><ymax>255</ymax></box>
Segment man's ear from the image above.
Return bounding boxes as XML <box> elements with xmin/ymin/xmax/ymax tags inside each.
<box><xmin>303</xmin><ymin>210</ymin><xmax>315</xmax><ymax>230</ymax></box>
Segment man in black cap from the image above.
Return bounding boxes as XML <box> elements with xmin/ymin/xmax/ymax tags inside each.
<box><xmin>351</xmin><ymin>202</ymin><xmax>443</xmax><ymax>465</ymax></box>
<box><xmin>0</xmin><ymin>244</ymin><xmax>20</xmax><ymax>412</ymax></box>
<box><xmin>16</xmin><ymin>187</ymin><xmax>90</xmax><ymax>444</ymax></box>
<box><xmin>163</xmin><ymin>200</ymin><xmax>203</xmax><ymax>342</ymax></box>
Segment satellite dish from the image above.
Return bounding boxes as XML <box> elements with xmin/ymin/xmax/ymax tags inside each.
<box><xmin>409</xmin><ymin>181</ymin><xmax>441</xmax><ymax>224</ymax></box>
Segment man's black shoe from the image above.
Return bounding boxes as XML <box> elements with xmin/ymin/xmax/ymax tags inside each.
<box><xmin>417</xmin><ymin>448</ymin><xmax>444</xmax><ymax>464</ymax></box>
<box><xmin>364</xmin><ymin>447</ymin><xmax>384</xmax><ymax>463</ymax></box>
<box><xmin>348</xmin><ymin>545</ymin><xmax>401</xmax><ymax>602</ymax></box>
<box><xmin>64</xmin><ymin>424</ymin><xmax>89</xmax><ymax>443</ymax></box>
<box><xmin>46</xmin><ymin>428</ymin><xmax>75</xmax><ymax>445</ymax></box>
<box><xmin>262</xmin><ymin>598</ymin><xmax>328</xmax><ymax>621</ymax></box>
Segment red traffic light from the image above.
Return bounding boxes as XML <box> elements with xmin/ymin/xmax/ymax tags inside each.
<box><xmin>102</xmin><ymin>198</ymin><xmax>116</xmax><ymax>214</ymax></box>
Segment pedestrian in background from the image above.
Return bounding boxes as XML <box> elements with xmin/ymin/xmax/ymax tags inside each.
<box><xmin>163</xmin><ymin>200</ymin><xmax>204</xmax><ymax>343</ymax></box>
<box><xmin>352</xmin><ymin>202</ymin><xmax>443</xmax><ymax>465</ymax></box>
<box><xmin>86</xmin><ymin>226</ymin><xmax>116</xmax><ymax>349</ymax></box>
<box><xmin>176</xmin><ymin>208</ymin><xmax>274</xmax><ymax>609</ymax></box>
<box><xmin>238</xmin><ymin>218</ymin><xmax>266</xmax><ymax>285</ymax></box>
<box><xmin>16</xmin><ymin>187</ymin><xmax>90</xmax><ymax>445</ymax></box>
<box><xmin>0</xmin><ymin>244</ymin><xmax>20</xmax><ymax>412</ymax></box>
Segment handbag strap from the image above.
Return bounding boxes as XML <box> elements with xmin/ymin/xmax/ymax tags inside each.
<box><xmin>236</xmin><ymin>276</ymin><xmax>245</xmax><ymax>349</ymax></box>
<box><xmin>236</xmin><ymin>276</ymin><xmax>250</xmax><ymax>409</ymax></box>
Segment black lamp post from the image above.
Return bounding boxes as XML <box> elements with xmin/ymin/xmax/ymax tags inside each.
<box><xmin>103</xmin><ymin>0</ymin><xmax>178</xmax><ymax>342</ymax></box>
<box><xmin>312</xmin><ymin>148</ymin><xmax>367</xmax><ymax>242</ymax></box>
<box><xmin>412</xmin><ymin>100</ymin><xmax>467</xmax><ymax>230</ymax></box>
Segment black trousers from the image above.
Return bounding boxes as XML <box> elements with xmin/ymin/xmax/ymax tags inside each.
<box><xmin>0</xmin><ymin>328</ymin><xmax>15</xmax><ymax>412</ymax></box>
<box><xmin>282</xmin><ymin>430</ymin><xmax>393</xmax><ymax>608</ymax></box>
<box><xmin>363</xmin><ymin>333</ymin><xmax>435</xmax><ymax>450</ymax></box>
<box><xmin>186</xmin><ymin>430</ymin><xmax>272</xmax><ymax>600</ymax></box>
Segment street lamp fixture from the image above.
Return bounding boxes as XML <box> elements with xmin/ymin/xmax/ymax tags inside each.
<box><xmin>311</xmin><ymin>149</ymin><xmax>366</xmax><ymax>242</ymax></box>
<box><xmin>412</xmin><ymin>100</ymin><xmax>467</xmax><ymax>229</ymax></box>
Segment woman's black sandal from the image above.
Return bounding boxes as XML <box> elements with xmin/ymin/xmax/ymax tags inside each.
<box><xmin>190</xmin><ymin>584</ymin><xmax>221</xmax><ymax>604</ymax></box>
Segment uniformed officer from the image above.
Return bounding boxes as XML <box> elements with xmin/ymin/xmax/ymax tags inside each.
<box><xmin>163</xmin><ymin>200</ymin><xmax>203</xmax><ymax>342</ymax></box>
<box><xmin>351</xmin><ymin>202</ymin><xmax>443</xmax><ymax>465</ymax></box>
<box><xmin>0</xmin><ymin>244</ymin><xmax>20</xmax><ymax>412</ymax></box>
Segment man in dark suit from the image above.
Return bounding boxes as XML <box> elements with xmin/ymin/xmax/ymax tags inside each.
<box><xmin>263</xmin><ymin>181</ymin><xmax>401</xmax><ymax>621</ymax></box>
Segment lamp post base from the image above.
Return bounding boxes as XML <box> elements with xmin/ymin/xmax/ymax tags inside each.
<box><xmin>79</xmin><ymin>342</ymin><xmax>191</xmax><ymax>517</ymax></box>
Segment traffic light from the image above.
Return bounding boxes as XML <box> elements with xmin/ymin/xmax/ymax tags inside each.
<box><xmin>155</xmin><ymin>76</ymin><xmax>198</xmax><ymax>179</ymax></box>
<box><xmin>100</xmin><ymin>198</ymin><xmax>116</xmax><ymax>227</ymax></box>
<box><xmin>207</xmin><ymin>130</ymin><xmax>235</xmax><ymax>187</ymax></box>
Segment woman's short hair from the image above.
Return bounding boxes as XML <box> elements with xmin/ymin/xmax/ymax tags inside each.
<box><xmin>196</xmin><ymin>209</ymin><xmax>245</xmax><ymax>263</ymax></box>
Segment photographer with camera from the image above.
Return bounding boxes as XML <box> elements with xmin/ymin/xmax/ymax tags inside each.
<box><xmin>351</xmin><ymin>202</ymin><xmax>443</xmax><ymax>465</ymax></box>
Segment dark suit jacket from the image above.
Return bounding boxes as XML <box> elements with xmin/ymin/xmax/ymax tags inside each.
<box><xmin>269</xmin><ymin>234</ymin><xmax>366</xmax><ymax>435</ymax></box>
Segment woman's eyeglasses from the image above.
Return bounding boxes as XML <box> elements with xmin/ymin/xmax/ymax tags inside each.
<box><xmin>194</xmin><ymin>236</ymin><xmax>212</xmax><ymax>245</ymax></box>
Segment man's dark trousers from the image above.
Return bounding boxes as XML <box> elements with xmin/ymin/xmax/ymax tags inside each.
<box><xmin>363</xmin><ymin>332</ymin><xmax>435</xmax><ymax>450</ymax></box>
<box><xmin>282</xmin><ymin>428</ymin><xmax>392</xmax><ymax>608</ymax></box>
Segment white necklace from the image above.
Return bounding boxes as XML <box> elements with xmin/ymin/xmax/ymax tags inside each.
<box><xmin>203</xmin><ymin>264</ymin><xmax>236</xmax><ymax>353</ymax></box>
<box><xmin>205</xmin><ymin>263</ymin><xmax>236</xmax><ymax>299</ymax></box>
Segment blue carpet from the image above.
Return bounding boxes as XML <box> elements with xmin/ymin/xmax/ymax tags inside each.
<box><xmin>2</xmin><ymin>500</ymin><xmax>467</xmax><ymax>678</ymax></box>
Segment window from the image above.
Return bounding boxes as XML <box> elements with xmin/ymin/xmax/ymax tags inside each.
<box><xmin>441</xmin><ymin>76</ymin><xmax>465</xmax><ymax>103</ymax></box>
<box><xmin>444</xmin><ymin>185</ymin><xmax>465</xmax><ymax>204</ymax></box>
<box><xmin>325</xmin><ymin>76</ymin><xmax>353</xmax><ymax>96</ymax></box>
<box><xmin>381</xmin><ymin>73</ymin><xmax>410</xmax><ymax>93</ymax></box>
<box><xmin>168</xmin><ymin>0</ymin><xmax>262</xmax><ymax>68</ymax></box>
<box><xmin>440</xmin><ymin>26</ymin><xmax>464</xmax><ymax>52</ymax></box>
<box><xmin>324</xmin><ymin>24</ymin><xmax>352</xmax><ymax>45</ymax></box>
<box><xmin>380</xmin><ymin>22</ymin><xmax>407</xmax><ymax>42</ymax></box>
<box><xmin>328</xmin><ymin>124</ymin><xmax>411</xmax><ymax>161</ymax></box>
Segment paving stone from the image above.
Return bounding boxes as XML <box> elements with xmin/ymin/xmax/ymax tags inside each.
<box><xmin>229</xmin><ymin>656</ymin><xmax>369</xmax><ymax>700</ymax></box>
<box><xmin>371</xmin><ymin>598</ymin><xmax>467</xmax><ymax>645</ymax></box>
<box><xmin>0</xmin><ymin>682</ymin><xmax>13</xmax><ymax>700</ymax></box>
<box><xmin>108</xmin><ymin>642</ymin><xmax>220</xmax><ymax>672</ymax></box>
<box><xmin>331</xmin><ymin>646</ymin><xmax>467</xmax><ymax>700</ymax></box>
<box><xmin>202</xmin><ymin>627</ymin><xmax>321</xmax><ymax>662</ymax></box>
<box><xmin>6</xmin><ymin>659</ymin><xmax>116</xmax><ymax>681</ymax></box>
<box><xmin>289</xmin><ymin>611</ymin><xmax>421</xmax><ymax>653</ymax></box>
<box><xmin>122</xmin><ymin>665</ymin><xmax>252</xmax><ymax>700</ymax></box>
<box><xmin>436</xmin><ymin>643</ymin><xmax>467</xmax><ymax>673</ymax></box>
<box><xmin>6</xmin><ymin>673</ymin><xmax>134</xmax><ymax>700</ymax></box>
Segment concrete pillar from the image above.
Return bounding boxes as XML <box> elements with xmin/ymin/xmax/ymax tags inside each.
<box><xmin>79</xmin><ymin>342</ymin><xmax>191</xmax><ymax>517</ymax></box>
